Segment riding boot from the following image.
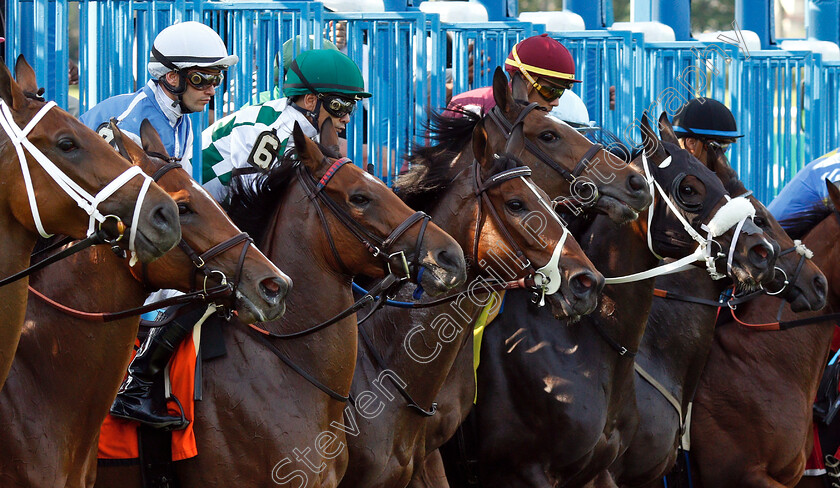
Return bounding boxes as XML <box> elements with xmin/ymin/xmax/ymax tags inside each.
<box><xmin>109</xmin><ymin>305</ymin><xmax>206</xmax><ymax>430</ymax></box>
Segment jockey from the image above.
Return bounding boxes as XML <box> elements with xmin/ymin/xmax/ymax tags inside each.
<box><xmin>550</xmin><ymin>89</ymin><xmax>595</xmax><ymax>130</ymax></box>
<box><xmin>80</xmin><ymin>21</ymin><xmax>238</xmax><ymax>172</ymax></box>
<box><xmin>201</xmin><ymin>48</ymin><xmax>371</xmax><ymax>203</ymax></box>
<box><xmin>768</xmin><ymin>149</ymin><xmax>840</xmax><ymax>237</ymax></box>
<box><xmin>446</xmin><ymin>33</ymin><xmax>579</xmax><ymax>115</ymax></box>
<box><xmin>108</xmin><ymin>48</ymin><xmax>370</xmax><ymax>431</ymax></box>
<box><xmin>671</xmin><ymin>97</ymin><xmax>743</xmax><ymax>167</ymax></box>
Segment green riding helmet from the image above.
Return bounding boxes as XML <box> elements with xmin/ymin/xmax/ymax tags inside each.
<box><xmin>283</xmin><ymin>48</ymin><xmax>372</xmax><ymax>99</ymax></box>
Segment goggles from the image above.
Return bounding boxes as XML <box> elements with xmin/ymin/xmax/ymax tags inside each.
<box><xmin>185</xmin><ymin>70</ymin><xmax>224</xmax><ymax>90</ymax></box>
<box><xmin>506</xmin><ymin>44</ymin><xmax>574</xmax><ymax>102</ymax></box>
<box><xmin>320</xmin><ymin>94</ymin><xmax>357</xmax><ymax>118</ymax></box>
<box><xmin>705</xmin><ymin>139</ymin><xmax>732</xmax><ymax>153</ymax></box>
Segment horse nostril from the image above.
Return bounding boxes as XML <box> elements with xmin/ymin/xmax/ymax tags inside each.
<box><xmin>748</xmin><ymin>243</ymin><xmax>771</xmax><ymax>266</ymax></box>
<box><xmin>151</xmin><ymin>203</ymin><xmax>178</xmax><ymax>233</ymax></box>
<box><xmin>628</xmin><ymin>173</ymin><xmax>647</xmax><ymax>193</ymax></box>
<box><xmin>259</xmin><ymin>277</ymin><xmax>290</xmax><ymax>305</ymax></box>
<box><xmin>814</xmin><ymin>275</ymin><xmax>828</xmax><ymax>298</ymax></box>
<box><xmin>570</xmin><ymin>271</ymin><xmax>603</xmax><ymax>298</ymax></box>
<box><xmin>435</xmin><ymin>246</ymin><xmax>463</xmax><ymax>273</ymax></box>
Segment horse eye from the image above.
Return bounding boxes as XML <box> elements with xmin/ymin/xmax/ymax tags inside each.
<box><xmin>177</xmin><ymin>202</ymin><xmax>193</xmax><ymax>215</ymax></box>
<box><xmin>754</xmin><ymin>216</ymin><xmax>768</xmax><ymax>228</ymax></box>
<box><xmin>57</xmin><ymin>138</ymin><xmax>77</xmax><ymax>152</ymax></box>
<box><xmin>506</xmin><ymin>199</ymin><xmax>525</xmax><ymax>212</ymax></box>
<box><xmin>679</xmin><ymin>184</ymin><xmax>697</xmax><ymax>197</ymax></box>
<box><xmin>538</xmin><ymin>132</ymin><xmax>558</xmax><ymax>142</ymax></box>
<box><xmin>349</xmin><ymin>194</ymin><xmax>370</xmax><ymax>206</ymax></box>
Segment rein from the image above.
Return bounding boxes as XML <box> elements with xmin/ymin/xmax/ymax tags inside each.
<box><xmin>246</xmin><ymin>157</ymin><xmax>433</xmax><ymax>403</ymax></box>
<box><xmin>0</xmin><ymin>100</ymin><xmax>154</xmax><ymax>264</ymax></box>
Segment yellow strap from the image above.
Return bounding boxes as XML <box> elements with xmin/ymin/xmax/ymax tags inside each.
<box><xmin>505</xmin><ymin>44</ymin><xmax>576</xmax><ymax>81</ymax></box>
<box><xmin>473</xmin><ymin>290</ymin><xmax>505</xmax><ymax>404</ymax></box>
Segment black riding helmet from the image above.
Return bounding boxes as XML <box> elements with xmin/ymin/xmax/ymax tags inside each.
<box><xmin>671</xmin><ymin>98</ymin><xmax>743</xmax><ymax>140</ymax></box>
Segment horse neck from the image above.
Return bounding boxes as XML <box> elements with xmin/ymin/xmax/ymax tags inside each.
<box><xmin>359</xmin><ymin>164</ymin><xmax>485</xmax><ymax>410</ymax></box>
<box><xmin>0</xmin><ymin>207</ymin><xmax>39</xmax><ymax>388</ymax></box>
<box><xmin>249</xmin><ymin>185</ymin><xmax>359</xmax><ymax>390</ymax></box>
<box><xmin>0</xmin><ymin>247</ymin><xmax>144</xmax><ymax>463</ymax></box>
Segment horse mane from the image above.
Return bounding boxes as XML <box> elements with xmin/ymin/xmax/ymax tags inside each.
<box><xmin>227</xmin><ymin>142</ymin><xmax>341</xmax><ymax>245</ymax></box>
<box><xmin>396</xmin><ymin>108</ymin><xmax>481</xmax><ymax>210</ymax></box>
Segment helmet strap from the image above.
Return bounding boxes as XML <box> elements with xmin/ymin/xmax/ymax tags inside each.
<box><xmin>290</xmin><ymin>97</ymin><xmax>321</xmax><ymax>130</ymax></box>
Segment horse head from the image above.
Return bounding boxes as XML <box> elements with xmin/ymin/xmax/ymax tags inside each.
<box><xmin>637</xmin><ymin>112</ymin><xmax>778</xmax><ymax>285</ymax></box>
<box><xmin>471</xmin><ymin>120</ymin><xmax>604</xmax><ymax>319</ymax></box>
<box><xmin>0</xmin><ymin>55</ymin><xmax>180</xmax><ymax>263</ymax></box>
<box><xmin>487</xmin><ymin>66</ymin><xmax>651</xmax><ymax>224</ymax></box>
<box><xmin>113</xmin><ymin>120</ymin><xmax>290</xmax><ymax>324</ymax></box>
<box><xmin>702</xmin><ymin>135</ymin><xmax>826</xmax><ymax>311</ymax></box>
<box><xmin>285</xmin><ymin>121</ymin><xmax>466</xmax><ymax>295</ymax></box>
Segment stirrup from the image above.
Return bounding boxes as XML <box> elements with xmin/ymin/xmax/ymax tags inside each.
<box><xmin>160</xmin><ymin>394</ymin><xmax>190</xmax><ymax>432</ymax></box>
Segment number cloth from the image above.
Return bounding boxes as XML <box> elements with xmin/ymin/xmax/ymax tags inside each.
<box><xmin>200</xmin><ymin>97</ymin><xmax>318</xmax><ymax>202</ymax></box>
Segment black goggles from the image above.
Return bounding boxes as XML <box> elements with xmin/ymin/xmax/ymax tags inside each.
<box><xmin>185</xmin><ymin>70</ymin><xmax>224</xmax><ymax>89</ymax></box>
<box><xmin>320</xmin><ymin>94</ymin><xmax>357</xmax><ymax>117</ymax></box>
<box><xmin>705</xmin><ymin>139</ymin><xmax>733</xmax><ymax>153</ymax></box>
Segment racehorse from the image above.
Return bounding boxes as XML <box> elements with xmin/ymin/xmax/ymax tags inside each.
<box><xmin>689</xmin><ymin>180</ymin><xmax>840</xmax><ymax>487</ymax></box>
<box><xmin>335</xmin><ymin>116</ymin><xmax>605</xmax><ymax>488</ymax></box>
<box><xmin>600</xmin><ymin>138</ymin><xmax>827</xmax><ymax>488</ymax></box>
<box><xmin>458</xmin><ymin>112</ymin><xmax>778</xmax><ymax>488</ymax></box>
<box><xmin>0</xmin><ymin>120</ymin><xmax>290</xmax><ymax>488</ymax></box>
<box><xmin>0</xmin><ymin>57</ymin><xmax>181</xmax><ymax>392</ymax></box>
<box><xmin>97</xmin><ymin>120</ymin><xmax>467</xmax><ymax>488</ymax></box>
<box><xmin>433</xmin><ymin>67</ymin><xmax>652</xmax><ymax>225</ymax></box>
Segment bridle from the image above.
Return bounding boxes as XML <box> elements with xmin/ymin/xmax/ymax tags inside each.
<box><xmin>471</xmin><ymin>156</ymin><xmax>569</xmax><ymax>306</ymax></box>
<box><xmin>604</xmin><ymin>153</ymin><xmax>758</xmax><ymax>284</ymax></box>
<box><xmin>297</xmin><ymin>157</ymin><xmax>431</xmax><ymax>284</ymax></box>
<box><xmin>0</xmin><ymin>98</ymin><xmax>155</xmax><ymax>266</ymax></box>
<box><xmin>486</xmin><ymin>102</ymin><xmax>603</xmax><ymax>208</ymax></box>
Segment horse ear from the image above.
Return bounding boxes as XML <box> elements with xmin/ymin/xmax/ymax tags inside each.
<box><xmin>14</xmin><ymin>55</ymin><xmax>39</xmax><ymax>95</ymax></box>
<box><xmin>110</xmin><ymin>122</ymin><xmax>146</xmax><ymax>165</ymax></box>
<box><xmin>140</xmin><ymin>119</ymin><xmax>169</xmax><ymax>157</ymax></box>
<box><xmin>492</xmin><ymin>67</ymin><xmax>512</xmax><ymax>113</ymax></box>
<box><xmin>640</xmin><ymin>111</ymin><xmax>660</xmax><ymax>157</ymax></box>
<box><xmin>472</xmin><ymin>119</ymin><xmax>489</xmax><ymax>166</ymax></box>
<box><xmin>826</xmin><ymin>179</ymin><xmax>840</xmax><ymax>213</ymax></box>
<box><xmin>293</xmin><ymin>121</ymin><xmax>328</xmax><ymax>174</ymax></box>
<box><xmin>109</xmin><ymin>119</ymin><xmax>131</xmax><ymax>160</ymax></box>
<box><xmin>658</xmin><ymin>111</ymin><xmax>680</xmax><ymax>145</ymax></box>
<box><xmin>319</xmin><ymin>117</ymin><xmax>340</xmax><ymax>155</ymax></box>
<box><xmin>504</xmin><ymin>121</ymin><xmax>525</xmax><ymax>159</ymax></box>
<box><xmin>510</xmin><ymin>72</ymin><xmax>530</xmax><ymax>103</ymax></box>
<box><xmin>0</xmin><ymin>59</ymin><xmax>27</xmax><ymax>110</ymax></box>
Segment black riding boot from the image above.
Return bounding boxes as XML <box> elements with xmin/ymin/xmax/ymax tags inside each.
<box><xmin>109</xmin><ymin>306</ymin><xmax>205</xmax><ymax>430</ymax></box>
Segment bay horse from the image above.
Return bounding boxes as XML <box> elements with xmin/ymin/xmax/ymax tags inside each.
<box><xmin>688</xmin><ymin>180</ymin><xmax>840</xmax><ymax>487</ymax></box>
<box><xmin>0</xmin><ymin>57</ymin><xmax>181</xmax><ymax>392</ymax></box>
<box><xmin>0</xmin><ymin>120</ymin><xmax>290</xmax><ymax>488</ymax></box>
<box><xmin>436</xmin><ymin>67</ymin><xmax>652</xmax><ymax>226</ymax></box>
<box><xmin>599</xmin><ymin>138</ymin><xmax>827</xmax><ymax>488</ymax></box>
<box><xmin>335</xmin><ymin>115</ymin><xmax>605</xmax><ymax>488</ymax></box>
<box><xmin>96</xmin><ymin>121</ymin><xmax>467</xmax><ymax>488</ymax></box>
<box><xmin>458</xmin><ymin>112</ymin><xmax>778</xmax><ymax>488</ymax></box>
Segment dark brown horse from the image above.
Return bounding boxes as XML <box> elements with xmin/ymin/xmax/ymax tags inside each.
<box><xmin>0</xmin><ymin>121</ymin><xmax>289</xmax><ymax>488</ymax></box>
<box><xmin>335</xmin><ymin>110</ymin><xmax>605</xmax><ymax>488</ymax></box>
<box><xmin>97</xmin><ymin>122</ymin><xmax>467</xmax><ymax>488</ymax></box>
<box><xmin>600</xmin><ymin>141</ymin><xmax>827</xmax><ymax>488</ymax></box>
<box><xmin>0</xmin><ymin>57</ymin><xmax>181</xmax><ymax>393</ymax></box>
<box><xmin>435</xmin><ymin>67</ymin><xmax>652</xmax><ymax>226</ymax></box>
<box><xmin>689</xmin><ymin>181</ymin><xmax>840</xmax><ymax>487</ymax></box>
<box><xmin>456</xmin><ymin>112</ymin><xmax>778</xmax><ymax>488</ymax></box>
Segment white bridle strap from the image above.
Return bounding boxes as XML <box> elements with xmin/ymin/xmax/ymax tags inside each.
<box><xmin>0</xmin><ymin>100</ymin><xmax>153</xmax><ymax>259</ymax></box>
<box><xmin>521</xmin><ymin>177</ymin><xmax>571</xmax><ymax>299</ymax></box>
<box><xmin>605</xmin><ymin>154</ymin><xmax>756</xmax><ymax>284</ymax></box>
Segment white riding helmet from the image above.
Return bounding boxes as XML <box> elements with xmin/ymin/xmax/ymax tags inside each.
<box><xmin>148</xmin><ymin>21</ymin><xmax>239</xmax><ymax>79</ymax></box>
<box><xmin>550</xmin><ymin>89</ymin><xmax>597</xmax><ymax>130</ymax></box>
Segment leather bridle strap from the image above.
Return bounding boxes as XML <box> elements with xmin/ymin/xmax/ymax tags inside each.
<box><xmin>472</xmin><ymin>163</ymin><xmax>535</xmax><ymax>272</ymax></box>
<box><xmin>486</xmin><ymin>104</ymin><xmax>602</xmax><ymax>185</ymax></box>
